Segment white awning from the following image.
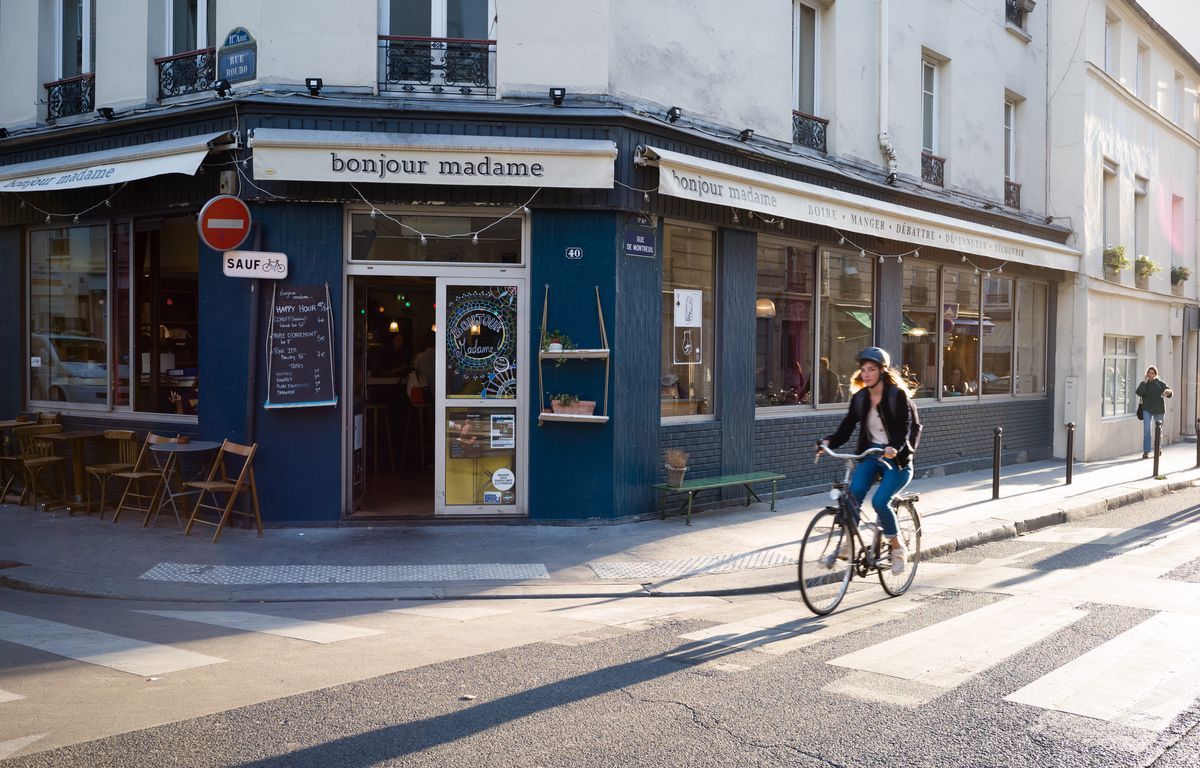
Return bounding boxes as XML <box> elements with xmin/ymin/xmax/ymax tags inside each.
<box><xmin>0</xmin><ymin>131</ymin><xmax>234</xmax><ymax>193</ymax></box>
<box><xmin>636</xmin><ymin>146</ymin><xmax>1080</xmax><ymax>272</ymax></box>
<box><xmin>250</xmin><ymin>129</ymin><xmax>617</xmax><ymax>189</ymax></box>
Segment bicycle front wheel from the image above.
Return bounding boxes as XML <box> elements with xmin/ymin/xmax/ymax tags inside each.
<box><xmin>798</xmin><ymin>507</ymin><xmax>853</xmax><ymax>615</ymax></box>
<box><xmin>878</xmin><ymin>501</ymin><xmax>921</xmax><ymax>596</ymax></box>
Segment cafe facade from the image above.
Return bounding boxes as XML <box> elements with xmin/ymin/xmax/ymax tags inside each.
<box><xmin>0</xmin><ymin>96</ymin><xmax>1076</xmax><ymax>525</ymax></box>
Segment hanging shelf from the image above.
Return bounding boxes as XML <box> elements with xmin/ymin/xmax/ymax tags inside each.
<box><xmin>537</xmin><ymin>284</ymin><xmax>610</xmax><ymax>426</ymax></box>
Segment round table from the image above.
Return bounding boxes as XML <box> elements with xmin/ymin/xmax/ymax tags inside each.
<box><xmin>149</xmin><ymin>440</ymin><xmax>222</xmax><ymax>528</ymax></box>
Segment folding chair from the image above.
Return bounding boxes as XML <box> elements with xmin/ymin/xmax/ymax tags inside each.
<box><xmin>183</xmin><ymin>440</ymin><xmax>262</xmax><ymax>543</ymax></box>
<box><xmin>17</xmin><ymin>425</ymin><xmax>67</xmax><ymax>510</ymax></box>
<box><xmin>1</xmin><ymin>424</ymin><xmax>64</xmax><ymax>506</ymax></box>
<box><xmin>83</xmin><ymin>430</ymin><xmax>138</xmax><ymax>518</ymax></box>
<box><xmin>112</xmin><ymin>434</ymin><xmax>175</xmax><ymax>526</ymax></box>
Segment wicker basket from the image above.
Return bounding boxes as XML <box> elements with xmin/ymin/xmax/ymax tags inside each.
<box><xmin>665</xmin><ymin>465</ymin><xmax>687</xmax><ymax>487</ymax></box>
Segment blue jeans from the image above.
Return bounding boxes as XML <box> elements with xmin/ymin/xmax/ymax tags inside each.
<box><xmin>848</xmin><ymin>443</ymin><xmax>914</xmax><ymax>538</ymax></box>
<box><xmin>1143</xmin><ymin>411</ymin><xmax>1164</xmax><ymax>453</ymax></box>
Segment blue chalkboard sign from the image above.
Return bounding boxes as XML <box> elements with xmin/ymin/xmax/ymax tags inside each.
<box><xmin>218</xmin><ymin>27</ymin><xmax>257</xmax><ymax>84</ymax></box>
<box><xmin>264</xmin><ymin>283</ymin><xmax>337</xmax><ymax>409</ymax></box>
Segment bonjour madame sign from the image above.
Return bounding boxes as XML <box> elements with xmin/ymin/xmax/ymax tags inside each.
<box><xmin>250</xmin><ymin>130</ymin><xmax>617</xmax><ymax>189</ymax></box>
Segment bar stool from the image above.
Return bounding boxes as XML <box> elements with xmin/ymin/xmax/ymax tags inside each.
<box><xmin>400</xmin><ymin>402</ymin><xmax>431</xmax><ymax>471</ymax></box>
<box><xmin>364</xmin><ymin>403</ymin><xmax>396</xmax><ymax>476</ymax></box>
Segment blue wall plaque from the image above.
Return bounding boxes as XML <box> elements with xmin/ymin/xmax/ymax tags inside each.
<box><xmin>218</xmin><ymin>27</ymin><xmax>257</xmax><ymax>84</ymax></box>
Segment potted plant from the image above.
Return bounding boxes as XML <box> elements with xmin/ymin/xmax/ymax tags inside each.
<box><xmin>549</xmin><ymin>392</ymin><xmax>596</xmax><ymax>416</ymax></box>
<box><xmin>1102</xmin><ymin>245</ymin><xmax>1129</xmax><ymax>277</ymax></box>
<box><xmin>664</xmin><ymin>448</ymin><xmax>689</xmax><ymax>487</ymax></box>
<box><xmin>1134</xmin><ymin>255</ymin><xmax>1160</xmax><ymax>288</ymax></box>
<box><xmin>1171</xmin><ymin>265</ymin><xmax>1191</xmax><ymax>285</ymax></box>
<box><xmin>541</xmin><ymin>330</ymin><xmax>575</xmax><ymax>365</ymax></box>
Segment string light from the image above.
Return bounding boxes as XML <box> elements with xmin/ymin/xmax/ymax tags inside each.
<box><xmin>349</xmin><ymin>183</ymin><xmax>541</xmax><ymax>244</ymax></box>
<box><xmin>731</xmin><ymin>209</ymin><xmax>739</xmax><ymax>224</ymax></box>
<box><xmin>958</xmin><ymin>252</ymin><xmax>1009</xmax><ymax>275</ymax></box>
<box><xmin>832</xmin><ymin>229</ymin><xmax>920</xmax><ymax>264</ymax></box>
<box><xmin>614</xmin><ymin>179</ymin><xmax>658</xmax><ymax>203</ymax></box>
<box><xmin>15</xmin><ymin>182</ymin><xmax>128</xmax><ymax>222</ymax></box>
<box><xmin>472</xmin><ymin>233</ymin><xmax>479</xmax><ymax>245</ymax></box>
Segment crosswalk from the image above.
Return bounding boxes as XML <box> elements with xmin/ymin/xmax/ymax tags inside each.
<box><xmin>2</xmin><ymin>523</ymin><xmax>1200</xmax><ymax>759</ymax></box>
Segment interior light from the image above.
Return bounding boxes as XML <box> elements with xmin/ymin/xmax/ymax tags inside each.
<box><xmin>755</xmin><ymin>298</ymin><xmax>777</xmax><ymax>319</ymax></box>
<box><xmin>388</xmin><ymin>320</ymin><xmax>399</xmax><ymax>333</ymax></box>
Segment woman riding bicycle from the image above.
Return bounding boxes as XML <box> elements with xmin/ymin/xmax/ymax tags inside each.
<box><xmin>817</xmin><ymin>346</ymin><xmax>922</xmax><ymax>574</ymax></box>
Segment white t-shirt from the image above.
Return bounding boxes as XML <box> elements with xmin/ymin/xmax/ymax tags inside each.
<box><xmin>866</xmin><ymin>404</ymin><xmax>889</xmax><ymax>445</ymax></box>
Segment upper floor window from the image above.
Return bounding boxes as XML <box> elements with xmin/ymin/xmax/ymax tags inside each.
<box><xmin>381</xmin><ymin>0</ymin><xmax>491</xmax><ymax>39</ymax></box>
<box><xmin>1104</xmin><ymin>14</ymin><xmax>1120</xmax><ymax>77</ymax></box>
<box><xmin>1136</xmin><ymin>40</ymin><xmax>1150</xmax><ymax>101</ymax></box>
<box><xmin>57</xmin><ymin>0</ymin><xmax>95</xmax><ymax>79</ymax></box>
<box><xmin>922</xmin><ymin>58</ymin><xmax>939</xmax><ymax>154</ymax></box>
<box><xmin>1174</xmin><ymin>72</ymin><xmax>1185</xmax><ymax>125</ymax></box>
<box><xmin>794</xmin><ymin>2</ymin><xmax>817</xmax><ymax>115</ymax></box>
<box><xmin>1003</xmin><ymin>100</ymin><xmax>1016</xmax><ymax>179</ymax></box>
<box><xmin>168</xmin><ymin>0</ymin><xmax>216</xmax><ymax>54</ymax></box>
<box><xmin>1005</xmin><ymin>0</ymin><xmax>1033</xmax><ymax>32</ymax></box>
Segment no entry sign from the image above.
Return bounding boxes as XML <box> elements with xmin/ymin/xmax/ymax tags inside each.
<box><xmin>197</xmin><ymin>195</ymin><xmax>252</xmax><ymax>251</ymax></box>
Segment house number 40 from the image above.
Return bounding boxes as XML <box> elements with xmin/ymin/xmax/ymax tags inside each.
<box><xmin>565</xmin><ymin>247</ymin><xmax>583</xmax><ymax>260</ymax></box>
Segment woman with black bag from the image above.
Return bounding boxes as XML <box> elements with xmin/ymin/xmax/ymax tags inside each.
<box><xmin>1135</xmin><ymin>365</ymin><xmax>1173</xmax><ymax>459</ymax></box>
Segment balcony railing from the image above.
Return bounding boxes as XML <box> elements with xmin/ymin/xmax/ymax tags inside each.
<box><xmin>155</xmin><ymin>48</ymin><xmax>216</xmax><ymax>100</ymax></box>
<box><xmin>378</xmin><ymin>36</ymin><xmax>496</xmax><ymax>95</ymax></box>
<box><xmin>921</xmin><ymin>151</ymin><xmax>945</xmax><ymax>186</ymax></box>
<box><xmin>792</xmin><ymin>110</ymin><xmax>828</xmax><ymax>152</ymax></box>
<box><xmin>1005</xmin><ymin>0</ymin><xmax>1035</xmax><ymax>28</ymax></box>
<box><xmin>44</xmin><ymin>73</ymin><xmax>94</xmax><ymax>121</ymax></box>
<box><xmin>1004</xmin><ymin>178</ymin><xmax>1021</xmax><ymax>209</ymax></box>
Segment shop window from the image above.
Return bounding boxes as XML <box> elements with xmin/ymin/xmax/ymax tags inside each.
<box><xmin>661</xmin><ymin>225</ymin><xmax>716</xmax><ymax>419</ymax></box>
<box><xmin>901</xmin><ymin>263</ymin><xmax>939</xmax><ymax>399</ymax></box>
<box><xmin>28</xmin><ymin>218</ymin><xmax>199</xmax><ymax>416</ymax></box>
<box><xmin>350</xmin><ymin>212</ymin><xmax>521</xmax><ymax>264</ymax></box>
<box><xmin>755</xmin><ymin>239</ymin><xmax>815</xmax><ymax>408</ymax></box>
<box><xmin>1014</xmin><ymin>281</ymin><xmax>1047</xmax><ymax>394</ymax></box>
<box><xmin>1102</xmin><ymin>336</ymin><xmax>1138</xmax><ymax>416</ymax></box>
<box><xmin>941</xmin><ymin>268</ymin><xmax>980</xmax><ymax>397</ymax></box>
<box><xmin>817</xmin><ymin>247</ymin><xmax>873</xmax><ymax>404</ymax></box>
<box><xmin>981</xmin><ymin>275</ymin><xmax>1013</xmax><ymax>394</ymax></box>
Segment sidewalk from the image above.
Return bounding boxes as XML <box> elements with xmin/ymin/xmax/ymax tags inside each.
<box><xmin>1</xmin><ymin>444</ymin><xmax>1197</xmax><ymax>603</ymax></box>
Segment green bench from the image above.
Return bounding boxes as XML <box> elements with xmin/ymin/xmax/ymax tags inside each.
<box><xmin>653</xmin><ymin>471</ymin><xmax>786</xmax><ymax>525</ymax></box>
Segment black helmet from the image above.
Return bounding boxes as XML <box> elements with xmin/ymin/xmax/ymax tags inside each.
<box><xmin>857</xmin><ymin>346</ymin><xmax>891</xmax><ymax>368</ymax></box>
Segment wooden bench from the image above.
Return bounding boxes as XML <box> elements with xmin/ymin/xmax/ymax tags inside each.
<box><xmin>653</xmin><ymin>471</ymin><xmax>786</xmax><ymax>525</ymax></box>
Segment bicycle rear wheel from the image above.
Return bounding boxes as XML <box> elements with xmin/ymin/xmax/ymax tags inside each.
<box><xmin>878</xmin><ymin>501</ymin><xmax>921</xmax><ymax>596</ymax></box>
<box><xmin>798</xmin><ymin>507</ymin><xmax>853</xmax><ymax>615</ymax></box>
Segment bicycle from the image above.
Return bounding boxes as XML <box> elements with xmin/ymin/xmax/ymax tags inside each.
<box><xmin>262</xmin><ymin>258</ymin><xmax>286</xmax><ymax>273</ymax></box>
<box><xmin>797</xmin><ymin>445</ymin><xmax>922</xmax><ymax>615</ymax></box>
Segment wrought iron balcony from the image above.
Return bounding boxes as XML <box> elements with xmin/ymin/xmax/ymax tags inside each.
<box><xmin>792</xmin><ymin>110</ymin><xmax>828</xmax><ymax>152</ymax></box>
<box><xmin>44</xmin><ymin>73</ymin><xmax>94</xmax><ymax>121</ymax></box>
<box><xmin>921</xmin><ymin>151</ymin><xmax>945</xmax><ymax>186</ymax></box>
<box><xmin>1005</xmin><ymin>0</ymin><xmax>1035</xmax><ymax>28</ymax></box>
<box><xmin>155</xmin><ymin>48</ymin><xmax>216</xmax><ymax>100</ymax></box>
<box><xmin>1004</xmin><ymin>178</ymin><xmax>1021</xmax><ymax>209</ymax></box>
<box><xmin>378</xmin><ymin>36</ymin><xmax>496</xmax><ymax>95</ymax></box>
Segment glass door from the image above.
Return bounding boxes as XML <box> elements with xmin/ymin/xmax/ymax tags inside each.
<box><xmin>435</xmin><ymin>277</ymin><xmax>525</xmax><ymax>516</ymax></box>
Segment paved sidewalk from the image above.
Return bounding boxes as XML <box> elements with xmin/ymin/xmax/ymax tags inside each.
<box><xmin>1</xmin><ymin>444</ymin><xmax>1197</xmax><ymax>603</ymax></box>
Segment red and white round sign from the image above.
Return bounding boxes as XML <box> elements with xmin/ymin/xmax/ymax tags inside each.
<box><xmin>197</xmin><ymin>195</ymin><xmax>252</xmax><ymax>251</ymax></box>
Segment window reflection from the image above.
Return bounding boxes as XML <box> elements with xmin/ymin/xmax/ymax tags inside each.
<box><xmin>818</xmin><ymin>248</ymin><xmax>873</xmax><ymax>404</ymax></box>
<box><xmin>755</xmin><ymin>240</ymin><xmax>815</xmax><ymax>407</ymax></box>
<box><xmin>941</xmin><ymin>269</ymin><xmax>980</xmax><ymax>397</ymax></box>
<box><xmin>661</xmin><ymin>226</ymin><xmax>715</xmax><ymax>418</ymax></box>
<box><xmin>901</xmin><ymin>263</ymin><xmax>939</xmax><ymax>398</ymax></box>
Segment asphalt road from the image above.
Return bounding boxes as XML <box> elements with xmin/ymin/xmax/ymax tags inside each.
<box><xmin>2</xmin><ymin>487</ymin><xmax>1200</xmax><ymax>767</ymax></box>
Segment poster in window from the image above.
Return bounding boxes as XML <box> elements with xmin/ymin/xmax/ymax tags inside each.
<box><xmin>673</xmin><ymin>327</ymin><xmax>702</xmax><ymax>365</ymax></box>
<box><xmin>673</xmin><ymin>289</ymin><xmax>702</xmax><ymax>327</ymax></box>
<box><xmin>490</xmin><ymin>413</ymin><xmax>515</xmax><ymax>449</ymax></box>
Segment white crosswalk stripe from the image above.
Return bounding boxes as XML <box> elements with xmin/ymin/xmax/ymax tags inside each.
<box><xmin>1005</xmin><ymin>611</ymin><xmax>1200</xmax><ymax>731</ymax></box>
<box><xmin>387</xmin><ymin>603</ymin><xmax>512</xmax><ymax>621</ymax></box>
<box><xmin>135</xmin><ymin>610</ymin><xmax>384</xmax><ymax>644</ymax></box>
<box><xmin>0</xmin><ymin>689</ymin><xmax>24</xmax><ymax>703</ymax></box>
<box><xmin>0</xmin><ymin>734</ymin><xmax>47</xmax><ymax>760</ymax></box>
<box><xmin>0</xmin><ymin>610</ymin><xmax>224</xmax><ymax>676</ymax></box>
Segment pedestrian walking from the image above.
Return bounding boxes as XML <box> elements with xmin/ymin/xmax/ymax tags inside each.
<box><xmin>1135</xmin><ymin>365</ymin><xmax>1173</xmax><ymax>459</ymax></box>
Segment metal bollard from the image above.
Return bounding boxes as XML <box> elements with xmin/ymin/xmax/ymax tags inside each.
<box><xmin>1065</xmin><ymin>422</ymin><xmax>1075</xmax><ymax>485</ymax></box>
<box><xmin>992</xmin><ymin>426</ymin><xmax>1003</xmax><ymax>499</ymax></box>
<box><xmin>1153</xmin><ymin>419</ymin><xmax>1162</xmax><ymax>477</ymax></box>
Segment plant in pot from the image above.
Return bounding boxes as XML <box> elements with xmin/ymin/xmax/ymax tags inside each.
<box><xmin>549</xmin><ymin>392</ymin><xmax>596</xmax><ymax>416</ymax></box>
<box><xmin>541</xmin><ymin>330</ymin><xmax>575</xmax><ymax>365</ymax></box>
<box><xmin>1134</xmin><ymin>255</ymin><xmax>1160</xmax><ymax>284</ymax></box>
<box><xmin>664</xmin><ymin>448</ymin><xmax>689</xmax><ymax>487</ymax></box>
<box><xmin>1171</xmin><ymin>265</ymin><xmax>1191</xmax><ymax>285</ymax></box>
<box><xmin>1102</xmin><ymin>245</ymin><xmax>1129</xmax><ymax>275</ymax></box>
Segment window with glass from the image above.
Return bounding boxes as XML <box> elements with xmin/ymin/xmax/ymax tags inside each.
<box><xmin>1014</xmin><ymin>281</ymin><xmax>1047</xmax><ymax>394</ymax></box>
<box><xmin>941</xmin><ymin>268</ymin><xmax>980</xmax><ymax>397</ymax></box>
<box><xmin>1003</xmin><ymin>100</ymin><xmax>1016</xmax><ymax>180</ymax></box>
<box><xmin>981</xmin><ymin>275</ymin><xmax>1013</xmax><ymax>394</ymax></box>
<box><xmin>755</xmin><ymin>239</ymin><xmax>815</xmax><ymax>408</ymax></box>
<box><xmin>1104</xmin><ymin>15</ymin><xmax>1120</xmax><ymax>76</ymax></box>
<box><xmin>350</xmin><ymin>212</ymin><xmax>521</xmax><ymax>264</ymax></box>
<box><xmin>901</xmin><ymin>263</ymin><xmax>939</xmax><ymax>399</ymax></box>
<box><xmin>1134</xmin><ymin>176</ymin><xmax>1149</xmax><ymax>263</ymax></box>
<box><xmin>169</xmin><ymin>0</ymin><xmax>216</xmax><ymax>53</ymax></box>
<box><xmin>1102</xmin><ymin>336</ymin><xmax>1138</xmax><ymax>416</ymax></box>
<box><xmin>818</xmin><ymin>247</ymin><xmax>873</xmax><ymax>404</ymax></box>
<box><xmin>59</xmin><ymin>0</ymin><xmax>95</xmax><ymax>78</ymax></box>
<box><xmin>28</xmin><ymin>218</ymin><xmax>200</xmax><ymax>415</ymax></box>
<box><xmin>1136</xmin><ymin>41</ymin><xmax>1150</xmax><ymax>100</ymax></box>
<box><xmin>794</xmin><ymin>1</ymin><xmax>817</xmax><ymax>114</ymax></box>
<box><xmin>382</xmin><ymin>0</ymin><xmax>490</xmax><ymax>38</ymax></box>
<box><xmin>661</xmin><ymin>225</ymin><xmax>716</xmax><ymax>419</ymax></box>
<box><xmin>922</xmin><ymin>58</ymin><xmax>938</xmax><ymax>153</ymax></box>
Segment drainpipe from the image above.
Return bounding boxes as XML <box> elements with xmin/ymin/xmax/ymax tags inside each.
<box><xmin>877</xmin><ymin>0</ymin><xmax>898</xmax><ymax>183</ymax></box>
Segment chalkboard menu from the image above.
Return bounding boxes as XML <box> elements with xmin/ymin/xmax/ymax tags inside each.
<box><xmin>264</xmin><ymin>283</ymin><xmax>337</xmax><ymax>409</ymax></box>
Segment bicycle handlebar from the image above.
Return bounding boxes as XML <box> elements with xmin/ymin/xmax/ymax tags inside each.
<box><xmin>814</xmin><ymin>444</ymin><xmax>895</xmax><ymax>470</ymax></box>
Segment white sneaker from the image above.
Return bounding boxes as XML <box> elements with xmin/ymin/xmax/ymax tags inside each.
<box><xmin>890</xmin><ymin>545</ymin><xmax>909</xmax><ymax>575</ymax></box>
<box><xmin>820</xmin><ymin>534</ymin><xmax>853</xmax><ymax>569</ymax></box>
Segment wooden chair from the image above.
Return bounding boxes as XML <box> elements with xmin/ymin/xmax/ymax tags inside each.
<box><xmin>5</xmin><ymin>424</ymin><xmax>67</xmax><ymax>509</ymax></box>
<box><xmin>83</xmin><ymin>430</ymin><xmax>138</xmax><ymax>519</ymax></box>
<box><xmin>112</xmin><ymin>434</ymin><xmax>176</xmax><ymax>526</ymax></box>
<box><xmin>183</xmin><ymin>440</ymin><xmax>262</xmax><ymax>543</ymax></box>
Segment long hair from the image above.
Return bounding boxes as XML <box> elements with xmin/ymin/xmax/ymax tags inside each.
<box><xmin>850</xmin><ymin>365</ymin><xmax>914</xmax><ymax>398</ymax></box>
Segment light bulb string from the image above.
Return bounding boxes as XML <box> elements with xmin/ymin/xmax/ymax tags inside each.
<box><xmin>13</xmin><ymin>181</ymin><xmax>129</xmax><ymax>221</ymax></box>
<box><xmin>831</xmin><ymin>228</ymin><xmax>920</xmax><ymax>263</ymax></box>
<box><xmin>349</xmin><ymin>182</ymin><xmax>541</xmax><ymax>241</ymax></box>
<box><xmin>959</xmin><ymin>253</ymin><xmax>1008</xmax><ymax>274</ymax></box>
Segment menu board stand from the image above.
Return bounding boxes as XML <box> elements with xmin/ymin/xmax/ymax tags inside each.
<box><xmin>264</xmin><ymin>283</ymin><xmax>338</xmax><ymax>409</ymax></box>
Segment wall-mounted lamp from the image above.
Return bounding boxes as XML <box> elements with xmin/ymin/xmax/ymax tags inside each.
<box><xmin>212</xmin><ymin>79</ymin><xmax>231</xmax><ymax>98</ymax></box>
<box><xmin>755</xmin><ymin>298</ymin><xmax>777</xmax><ymax>319</ymax></box>
<box><xmin>737</xmin><ymin>128</ymin><xmax>754</xmax><ymax>142</ymax></box>
<box><xmin>548</xmin><ymin>87</ymin><xmax>566</xmax><ymax>106</ymax></box>
<box><xmin>305</xmin><ymin>77</ymin><xmax>323</xmax><ymax>96</ymax></box>
<box><xmin>886</xmin><ymin>172</ymin><xmax>897</xmax><ymax>185</ymax></box>
<box><xmin>96</xmin><ymin>107</ymin><xmax>115</xmax><ymax>120</ymax></box>
<box><xmin>666</xmin><ymin>106</ymin><xmax>682</xmax><ymax>123</ymax></box>
<box><xmin>388</xmin><ymin>320</ymin><xmax>399</xmax><ymax>333</ymax></box>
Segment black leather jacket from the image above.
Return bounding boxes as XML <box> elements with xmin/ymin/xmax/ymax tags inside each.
<box><xmin>823</xmin><ymin>381</ymin><xmax>922</xmax><ymax>467</ymax></box>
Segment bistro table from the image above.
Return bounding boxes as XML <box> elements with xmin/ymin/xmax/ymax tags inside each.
<box><xmin>39</xmin><ymin>429</ymin><xmax>105</xmax><ymax>507</ymax></box>
<box><xmin>148</xmin><ymin>440</ymin><xmax>221</xmax><ymax>529</ymax></box>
